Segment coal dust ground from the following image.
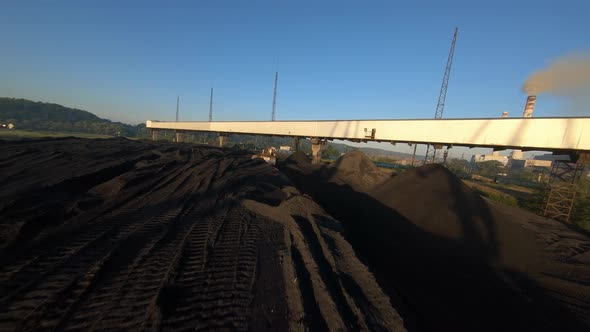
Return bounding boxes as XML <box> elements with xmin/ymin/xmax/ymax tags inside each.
<box><xmin>0</xmin><ymin>138</ymin><xmax>403</xmax><ymax>331</ymax></box>
<box><xmin>279</xmin><ymin>151</ymin><xmax>590</xmax><ymax>332</ymax></box>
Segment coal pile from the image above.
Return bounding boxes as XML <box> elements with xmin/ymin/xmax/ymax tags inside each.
<box><xmin>279</xmin><ymin>151</ymin><xmax>590</xmax><ymax>332</ymax></box>
<box><xmin>369</xmin><ymin>164</ymin><xmax>542</xmax><ymax>267</ymax></box>
<box><xmin>328</xmin><ymin>150</ymin><xmax>391</xmax><ymax>192</ymax></box>
<box><xmin>0</xmin><ymin>138</ymin><xmax>405</xmax><ymax>331</ymax></box>
<box><xmin>284</xmin><ymin>150</ymin><xmax>311</xmax><ymax>166</ymax></box>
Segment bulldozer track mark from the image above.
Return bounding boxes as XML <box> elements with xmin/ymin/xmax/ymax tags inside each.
<box><xmin>4</xmin><ymin>154</ymin><xmax>229</xmax><ymax>330</ymax></box>
<box><xmin>0</xmin><ymin>153</ymin><xmax>215</xmax><ymax>320</ymax></box>
<box><xmin>160</xmin><ymin>206</ymin><xmax>261</xmax><ymax>331</ymax></box>
<box><xmin>0</xmin><ymin>203</ymin><xmax>187</xmax><ymax>330</ymax></box>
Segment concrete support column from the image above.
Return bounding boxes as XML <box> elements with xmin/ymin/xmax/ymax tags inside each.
<box><xmin>175</xmin><ymin>131</ymin><xmax>184</xmax><ymax>143</ymax></box>
<box><xmin>218</xmin><ymin>133</ymin><xmax>228</xmax><ymax>147</ymax></box>
<box><xmin>293</xmin><ymin>137</ymin><xmax>300</xmax><ymax>152</ymax></box>
<box><xmin>310</xmin><ymin>138</ymin><xmax>326</xmax><ymax>164</ymax></box>
<box><xmin>151</xmin><ymin>129</ymin><xmax>159</xmax><ymax>141</ymax></box>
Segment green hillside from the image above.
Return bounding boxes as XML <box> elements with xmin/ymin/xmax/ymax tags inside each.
<box><xmin>0</xmin><ymin>98</ymin><xmax>417</xmax><ymax>159</ymax></box>
<box><xmin>0</xmin><ymin>98</ymin><xmax>140</xmax><ymax>136</ymax></box>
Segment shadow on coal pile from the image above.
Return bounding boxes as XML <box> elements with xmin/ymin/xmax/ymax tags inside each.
<box><xmin>278</xmin><ymin>151</ymin><xmax>590</xmax><ymax>332</ymax></box>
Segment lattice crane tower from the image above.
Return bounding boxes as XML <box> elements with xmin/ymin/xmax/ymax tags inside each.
<box><xmin>424</xmin><ymin>27</ymin><xmax>458</xmax><ymax>164</ymax></box>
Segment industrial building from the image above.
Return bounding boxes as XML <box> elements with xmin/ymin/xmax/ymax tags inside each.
<box><xmin>510</xmin><ymin>159</ymin><xmax>553</xmax><ymax>170</ymax></box>
<box><xmin>507</xmin><ymin>153</ymin><xmax>566</xmax><ymax>171</ymax></box>
<box><xmin>470</xmin><ymin>152</ymin><xmax>509</xmax><ymax>166</ymax></box>
<box><xmin>534</xmin><ymin>153</ymin><xmax>571</xmax><ymax>162</ymax></box>
<box><xmin>470</xmin><ymin>150</ymin><xmax>559</xmax><ymax>172</ymax></box>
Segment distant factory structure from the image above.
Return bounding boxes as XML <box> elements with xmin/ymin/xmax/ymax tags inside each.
<box><xmin>509</xmin><ymin>153</ymin><xmax>570</xmax><ymax>170</ymax></box>
<box><xmin>469</xmin><ymin>94</ymin><xmax>563</xmax><ymax>171</ymax></box>
<box><xmin>471</xmin><ymin>151</ymin><xmax>509</xmax><ymax>166</ymax></box>
<box><xmin>470</xmin><ymin>151</ymin><xmax>563</xmax><ymax>172</ymax></box>
<box><xmin>533</xmin><ymin>154</ymin><xmax>571</xmax><ymax>162</ymax></box>
<box><xmin>507</xmin><ymin>150</ymin><xmax>554</xmax><ymax>171</ymax></box>
<box><xmin>509</xmin><ymin>158</ymin><xmax>552</xmax><ymax>170</ymax></box>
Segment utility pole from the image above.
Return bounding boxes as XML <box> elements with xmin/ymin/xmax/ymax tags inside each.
<box><xmin>175</xmin><ymin>97</ymin><xmax>182</xmax><ymax>142</ymax></box>
<box><xmin>425</xmin><ymin>27</ymin><xmax>458</xmax><ymax>164</ymax></box>
<box><xmin>176</xmin><ymin>96</ymin><xmax>180</xmax><ymax>122</ymax></box>
<box><xmin>271</xmin><ymin>71</ymin><xmax>278</xmax><ymax>121</ymax></box>
<box><xmin>209</xmin><ymin>88</ymin><xmax>213</xmax><ymax>122</ymax></box>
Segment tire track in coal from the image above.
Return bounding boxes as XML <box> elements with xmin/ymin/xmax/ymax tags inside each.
<box><xmin>41</xmin><ymin>153</ymin><xmax>222</xmax><ymax>330</ymax></box>
<box><xmin>161</xmin><ymin>205</ymin><xmax>260</xmax><ymax>331</ymax></box>
<box><xmin>0</xmin><ymin>184</ymin><xmax>189</xmax><ymax>328</ymax></box>
<box><xmin>158</xmin><ymin>197</ymin><xmax>235</xmax><ymax>330</ymax></box>
<box><xmin>55</xmin><ymin>207</ymin><xmax>189</xmax><ymax>331</ymax></box>
<box><xmin>292</xmin><ymin>215</ymin><xmax>360</xmax><ymax>330</ymax></box>
<box><xmin>157</xmin><ymin>157</ymin><xmax>269</xmax><ymax>331</ymax></box>
<box><xmin>0</xmin><ymin>164</ymin><xmax>178</xmax><ymax>288</ymax></box>
<box><xmin>0</xmin><ymin>154</ymin><xmax>222</xmax><ymax>330</ymax></box>
<box><xmin>57</xmin><ymin>157</ymin><xmax>222</xmax><ymax>328</ymax></box>
<box><xmin>77</xmin><ymin>163</ymin><xmax>222</xmax><ymax>330</ymax></box>
<box><xmin>0</xmin><ymin>144</ymin><xmax>293</xmax><ymax>331</ymax></box>
<box><xmin>158</xmin><ymin>200</ymin><xmax>228</xmax><ymax>331</ymax></box>
<box><xmin>289</xmin><ymin>234</ymin><xmax>330</xmax><ymax>331</ymax></box>
<box><xmin>0</xmin><ymin>140</ymin><xmax>158</xmax><ymax>204</ymax></box>
<box><xmin>195</xmin><ymin>208</ymin><xmax>251</xmax><ymax>331</ymax></box>
<box><xmin>0</xmin><ymin>153</ymin><xmax>206</xmax><ymax>283</ymax></box>
<box><xmin>1</xmin><ymin>157</ymin><xmax>153</xmax><ymax>246</ymax></box>
<box><xmin>14</xmin><ymin>208</ymin><xmax>184</xmax><ymax>331</ymax></box>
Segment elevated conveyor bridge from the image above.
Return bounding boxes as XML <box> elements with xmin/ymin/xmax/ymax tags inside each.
<box><xmin>147</xmin><ymin>117</ymin><xmax>590</xmax><ymax>161</ymax></box>
<box><xmin>147</xmin><ymin>117</ymin><xmax>590</xmax><ymax>222</ymax></box>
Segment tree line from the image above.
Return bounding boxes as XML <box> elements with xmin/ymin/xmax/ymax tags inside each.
<box><xmin>0</xmin><ymin>98</ymin><xmax>141</xmax><ymax>136</ymax></box>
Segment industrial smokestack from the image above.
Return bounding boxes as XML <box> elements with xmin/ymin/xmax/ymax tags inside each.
<box><xmin>501</xmin><ymin>111</ymin><xmax>508</xmax><ymax>118</ymax></box>
<box><xmin>523</xmin><ymin>95</ymin><xmax>536</xmax><ymax>117</ymax></box>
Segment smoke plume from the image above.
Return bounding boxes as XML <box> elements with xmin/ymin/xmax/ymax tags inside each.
<box><xmin>523</xmin><ymin>54</ymin><xmax>590</xmax><ymax>95</ymax></box>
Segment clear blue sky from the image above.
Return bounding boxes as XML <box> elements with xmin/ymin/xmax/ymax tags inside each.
<box><xmin>1</xmin><ymin>1</ymin><xmax>588</xmax><ymax>133</ymax></box>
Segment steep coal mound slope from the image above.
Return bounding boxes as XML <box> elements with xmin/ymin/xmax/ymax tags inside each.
<box><xmin>284</xmin><ymin>150</ymin><xmax>311</xmax><ymax>166</ymax></box>
<box><xmin>280</xmin><ymin>152</ymin><xmax>590</xmax><ymax>332</ymax></box>
<box><xmin>369</xmin><ymin>165</ymin><xmax>543</xmax><ymax>269</ymax></box>
<box><xmin>0</xmin><ymin>138</ymin><xmax>404</xmax><ymax>331</ymax></box>
<box><xmin>325</xmin><ymin>150</ymin><xmax>391</xmax><ymax>193</ymax></box>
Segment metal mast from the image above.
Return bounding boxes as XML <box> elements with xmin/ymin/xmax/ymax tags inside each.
<box><xmin>176</xmin><ymin>96</ymin><xmax>180</xmax><ymax>122</ymax></box>
<box><xmin>544</xmin><ymin>155</ymin><xmax>590</xmax><ymax>222</ymax></box>
<box><xmin>271</xmin><ymin>71</ymin><xmax>278</xmax><ymax>121</ymax></box>
<box><xmin>209</xmin><ymin>88</ymin><xmax>213</xmax><ymax>122</ymax></box>
<box><xmin>425</xmin><ymin>27</ymin><xmax>458</xmax><ymax>164</ymax></box>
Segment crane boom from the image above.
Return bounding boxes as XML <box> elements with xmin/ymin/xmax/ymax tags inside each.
<box><xmin>425</xmin><ymin>28</ymin><xmax>458</xmax><ymax>164</ymax></box>
<box><xmin>435</xmin><ymin>27</ymin><xmax>458</xmax><ymax>119</ymax></box>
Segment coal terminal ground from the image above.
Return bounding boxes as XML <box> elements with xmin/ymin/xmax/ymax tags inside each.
<box><xmin>0</xmin><ymin>137</ymin><xmax>589</xmax><ymax>331</ymax></box>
